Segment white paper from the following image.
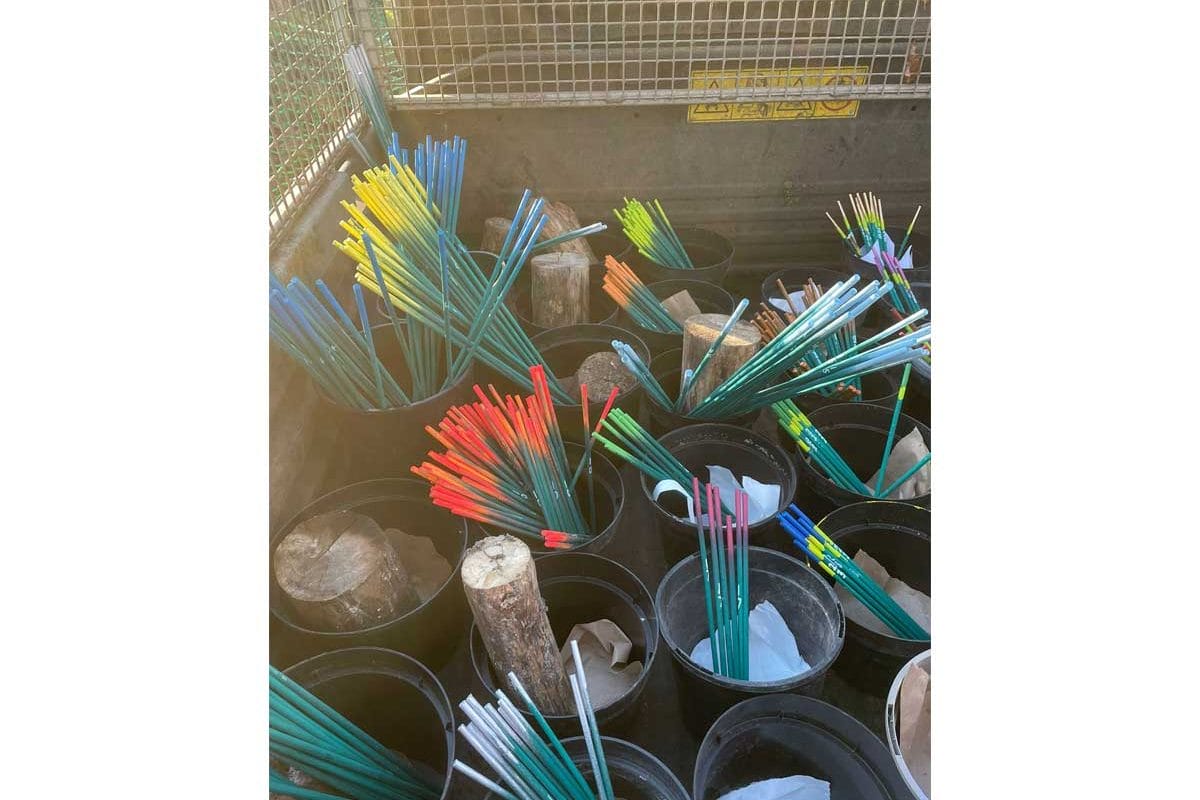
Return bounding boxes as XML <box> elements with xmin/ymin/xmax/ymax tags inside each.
<box><xmin>867</xmin><ymin>427</ymin><xmax>930</xmax><ymax>500</ymax></box>
<box><xmin>856</xmin><ymin>231</ymin><xmax>914</xmax><ymax>270</ymax></box>
<box><xmin>652</xmin><ymin>466</ymin><xmax>780</xmax><ymax>526</ymax></box>
<box><xmin>768</xmin><ymin>290</ymin><xmax>809</xmax><ymax>314</ymax></box>
<box><xmin>717</xmin><ymin>775</ymin><xmax>831</xmax><ymax>800</ymax></box>
<box><xmin>689</xmin><ymin>601</ymin><xmax>810</xmax><ymax>682</ymax></box>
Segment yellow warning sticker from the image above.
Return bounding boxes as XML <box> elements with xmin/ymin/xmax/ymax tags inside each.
<box><xmin>687</xmin><ymin>66</ymin><xmax>869</xmax><ymax>123</ymax></box>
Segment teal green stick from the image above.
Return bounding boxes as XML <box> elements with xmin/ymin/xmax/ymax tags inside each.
<box><xmin>269</xmin><ymin>771</ymin><xmax>352</xmax><ymax>800</ymax></box>
<box><xmin>879</xmin><ymin>452</ymin><xmax>931</xmax><ymax>499</ymax></box>
<box><xmin>873</xmin><ymin>363</ymin><xmax>912</xmax><ymax>496</ymax></box>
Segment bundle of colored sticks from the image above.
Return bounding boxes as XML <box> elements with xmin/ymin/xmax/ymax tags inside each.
<box><xmin>778</xmin><ymin>505</ymin><xmax>929</xmax><ymax>640</ymax></box>
<box><xmin>592</xmin><ymin>408</ymin><xmax>690</xmax><ymax>486</ymax></box>
<box><xmin>591</xmin><ymin>409</ymin><xmax>737</xmax><ymax>517</ymax></box>
<box><xmin>334</xmin><ymin>136</ymin><xmax>596</xmax><ymax>402</ymax></box>
<box><xmin>412</xmin><ymin>365</ymin><xmax>619</xmax><ymax>550</ymax></box>
<box><xmin>692</xmin><ymin>478</ymin><xmax>751</xmax><ymax>680</ymax></box>
<box><xmin>772</xmin><ymin>373</ymin><xmax>931</xmax><ymax>499</ymax></box>
<box><xmin>614</xmin><ymin>197</ymin><xmax>694</xmax><ymax>270</ymax></box>
<box><xmin>872</xmin><ymin>246</ymin><xmax>924</xmax><ymax>317</ymax></box>
<box><xmin>752</xmin><ymin>277</ymin><xmax>862</xmax><ymax>402</ymax></box>
<box><xmin>343</xmin><ymin>45</ymin><xmax>393</xmax><ymax>153</ymax></box>
<box><xmin>269</xmin><ymin>273</ymin><xmax>446</xmax><ymax>409</ymax></box>
<box><xmin>612</xmin><ymin>275</ymin><xmax>931</xmax><ymax>419</ymax></box>
<box><xmin>601</xmin><ymin>256</ymin><xmax>682</xmax><ymax>333</ymax></box>
<box><xmin>269</xmin><ymin>665</ymin><xmax>441</xmax><ymax>800</ymax></box>
<box><xmin>453</xmin><ymin>644</ymin><xmax>615</xmax><ymax>800</ymax></box>
<box><xmin>825</xmin><ymin>191</ymin><xmax>922</xmax><ymax>261</ymax></box>
<box><xmin>386</xmin><ymin>133</ymin><xmax>468</xmax><ymax>237</ymax></box>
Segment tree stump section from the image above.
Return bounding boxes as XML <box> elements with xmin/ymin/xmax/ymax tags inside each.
<box><xmin>576</xmin><ymin>351</ymin><xmax>637</xmax><ymax>400</ymax></box>
<box><xmin>540</xmin><ymin>201</ymin><xmax>598</xmax><ymax>265</ymax></box>
<box><xmin>480</xmin><ymin>217</ymin><xmax>513</xmax><ymax>255</ymax></box>
<box><xmin>274</xmin><ymin>510</ymin><xmax>418</xmax><ymax>632</ymax></box>
<box><xmin>530</xmin><ymin>252</ymin><xmax>590</xmax><ymax>328</ymax></box>
<box><xmin>461</xmin><ymin>535</ymin><xmax>574</xmax><ymax>715</ymax></box>
<box><xmin>681</xmin><ymin>313</ymin><xmax>762</xmax><ymax>412</ymax></box>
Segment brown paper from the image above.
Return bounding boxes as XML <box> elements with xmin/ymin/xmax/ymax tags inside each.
<box><xmin>559</xmin><ymin>619</ymin><xmax>643</xmax><ymax>709</ymax></box>
<box><xmin>660</xmin><ymin>290</ymin><xmax>703</xmax><ymax>326</ymax></box>
<box><xmin>385</xmin><ymin>529</ymin><xmax>453</xmax><ymax>602</ymax></box>
<box><xmin>898</xmin><ymin>661</ymin><xmax>931</xmax><ymax>797</ymax></box>
<box><xmin>836</xmin><ymin>550</ymin><xmax>930</xmax><ymax>636</ymax></box>
<box><xmin>867</xmin><ymin>427</ymin><xmax>931</xmax><ymax>499</ymax></box>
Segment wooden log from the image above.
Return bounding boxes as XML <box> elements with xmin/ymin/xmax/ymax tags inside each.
<box><xmin>576</xmin><ymin>351</ymin><xmax>637</xmax><ymax>399</ymax></box>
<box><xmin>539</xmin><ymin>200</ymin><xmax>598</xmax><ymax>265</ymax></box>
<box><xmin>274</xmin><ymin>510</ymin><xmax>418</xmax><ymax>632</ymax></box>
<box><xmin>461</xmin><ymin>535</ymin><xmax>574</xmax><ymax>714</ymax></box>
<box><xmin>681</xmin><ymin>313</ymin><xmax>762</xmax><ymax>412</ymax></box>
<box><xmin>480</xmin><ymin>216</ymin><xmax>512</xmax><ymax>254</ymax></box>
<box><xmin>530</xmin><ymin>252</ymin><xmax>590</xmax><ymax>328</ymax></box>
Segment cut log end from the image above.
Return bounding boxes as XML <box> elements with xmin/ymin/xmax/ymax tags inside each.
<box><xmin>461</xmin><ymin>534</ymin><xmax>532</xmax><ymax>590</ymax></box>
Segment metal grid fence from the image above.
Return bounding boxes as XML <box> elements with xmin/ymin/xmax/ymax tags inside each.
<box><xmin>270</xmin><ymin>0</ymin><xmax>930</xmax><ymax>236</ymax></box>
<box><xmin>270</xmin><ymin>0</ymin><xmax>361</xmax><ymax>240</ymax></box>
<box><xmin>365</xmin><ymin>0</ymin><xmax>930</xmax><ymax>108</ymax></box>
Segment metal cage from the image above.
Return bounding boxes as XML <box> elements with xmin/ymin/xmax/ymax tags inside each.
<box><xmin>363</xmin><ymin>0</ymin><xmax>930</xmax><ymax>108</ymax></box>
<box><xmin>269</xmin><ymin>0</ymin><xmax>930</xmax><ymax>237</ymax></box>
<box><xmin>270</xmin><ymin>0</ymin><xmax>361</xmax><ymax>241</ymax></box>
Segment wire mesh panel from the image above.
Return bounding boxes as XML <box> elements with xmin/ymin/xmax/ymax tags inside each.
<box><xmin>270</xmin><ymin>0</ymin><xmax>361</xmax><ymax>240</ymax></box>
<box><xmin>357</xmin><ymin>0</ymin><xmax>930</xmax><ymax>109</ymax></box>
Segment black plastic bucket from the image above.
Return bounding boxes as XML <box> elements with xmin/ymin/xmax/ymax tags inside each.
<box><xmin>586</xmin><ymin>230</ymin><xmax>634</xmax><ymax>264</ymax></box>
<box><xmin>692</xmin><ymin>694</ymin><xmax>911</xmax><ymax>800</ymax></box>
<box><xmin>532</xmin><ymin>323</ymin><xmax>651</xmax><ymax>443</ymax></box>
<box><xmin>628</xmin><ymin>226</ymin><xmax>734</xmax><ymax>286</ymax></box>
<box><xmin>468</xmin><ymin>551</ymin><xmax>659</xmax><ymax>738</ymax></box>
<box><xmin>643</xmin><ymin>348</ymin><xmax>758</xmax><ymax>437</ymax></box>
<box><xmin>315</xmin><ymin>322</ymin><xmax>477</xmax><ymax>483</ymax></box>
<box><xmin>656</xmin><ymin>547</ymin><xmax>845</xmax><ymax>739</ymax></box>
<box><xmin>817</xmin><ymin>502</ymin><xmax>930</xmax><ymax>696</ymax></box>
<box><xmin>619</xmin><ymin>279</ymin><xmax>735</xmax><ymax>352</ymax></box>
<box><xmin>480</xmin><ymin>736</ymin><xmax>690</xmax><ymax>800</ymax></box>
<box><xmin>641</xmin><ymin>424</ymin><xmax>798</xmax><ymax>565</ymax></box>
<box><xmin>269</xmin><ymin>478</ymin><xmax>472</xmax><ymax>670</ymax></box>
<box><xmin>282</xmin><ymin>647</ymin><xmax>456</xmax><ymax>800</ymax></box>
<box><xmin>792</xmin><ymin>403</ymin><xmax>931</xmax><ymax>513</ymax></box>
<box><xmin>478</xmin><ymin>444</ymin><xmax>627</xmax><ymax>556</ymax></box>
<box><xmin>759</xmin><ymin>266</ymin><xmax>857</xmax><ymax>315</ymax></box>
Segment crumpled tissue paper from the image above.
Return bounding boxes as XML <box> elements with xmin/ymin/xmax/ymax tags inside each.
<box><xmin>652</xmin><ymin>465</ymin><xmax>780</xmax><ymax>526</ymax></box>
<box><xmin>717</xmin><ymin>775</ymin><xmax>831</xmax><ymax>800</ymax></box>
<box><xmin>689</xmin><ymin>601</ymin><xmax>810</xmax><ymax>682</ymax></box>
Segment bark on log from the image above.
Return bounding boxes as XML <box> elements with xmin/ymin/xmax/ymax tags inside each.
<box><xmin>461</xmin><ymin>535</ymin><xmax>574</xmax><ymax>714</ymax></box>
<box><xmin>531</xmin><ymin>251</ymin><xmax>590</xmax><ymax>328</ymax></box>
<box><xmin>681</xmin><ymin>313</ymin><xmax>761</xmax><ymax>412</ymax></box>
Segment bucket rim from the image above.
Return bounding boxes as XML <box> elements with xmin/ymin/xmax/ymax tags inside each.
<box><xmin>466</xmin><ymin>550</ymin><xmax>660</xmax><ymax>722</ymax></box>
<box><xmin>269</xmin><ymin>477</ymin><xmax>471</xmax><ymax>638</ymax></box>
<box><xmin>885</xmin><ymin>649</ymin><xmax>933</xmax><ymax>800</ymax></box>
<box><xmin>655</xmin><ymin>546</ymin><xmax>846</xmax><ymax>692</ymax></box>
<box><xmin>282</xmin><ymin>645</ymin><xmax>457</xmax><ymax>800</ymax></box>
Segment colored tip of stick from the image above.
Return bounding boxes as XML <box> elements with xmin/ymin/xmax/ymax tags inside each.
<box><xmin>593</xmin><ymin>386</ymin><xmax>621</xmax><ymax>433</ymax></box>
